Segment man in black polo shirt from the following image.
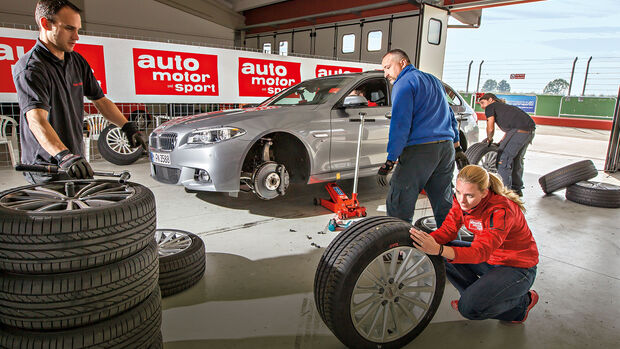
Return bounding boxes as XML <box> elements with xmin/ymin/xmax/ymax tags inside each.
<box><xmin>12</xmin><ymin>0</ymin><xmax>146</xmax><ymax>184</ymax></box>
<box><xmin>479</xmin><ymin>93</ymin><xmax>536</xmax><ymax>196</ymax></box>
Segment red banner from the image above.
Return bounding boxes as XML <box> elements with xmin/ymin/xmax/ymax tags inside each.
<box><xmin>133</xmin><ymin>48</ymin><xmax>218</xmax><ymax>96</ymax></box>
<box><xmin>238</xmin><ymin>57</ymin><xmax>301</xmax><ymax>97</ymax></box>
<box><xmin>315</xmin><ymin>64</ymin><xmax>363</xmax><ymax>78</ymax></box>
<box><xmin>510</xmin><ymin>73</ymin><xmax>526</xmax><ymax>79</ymax></box>
<box><xmin>0</xmin><ymin>37</ymin><xmax>107</xmax><ymax>93</ymax></box>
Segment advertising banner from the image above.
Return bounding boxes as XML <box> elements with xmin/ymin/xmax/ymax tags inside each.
<box><xmin>0</xmin><ymin>37</ymin><xmax>107</xmax><ymax>93</ymax></box>
<box><xmin>0</xmin><ymin>28</ymin><xmax>378</xmax><ymax>103</ymax></box>
<box><xmin>238</xmin><ymin>57</ymin><xmax>301</xmax><ymax>97</ymax></box>
<box><xmin>497</xmin><ymin>94</ymin><xmax>537</xmax><ymax>114</ymax></box>
<box><xmin>315</xmin><ymin>64</ymin><xmax>363</xmax><ymax>77</ymax></box>
<box><xmin>133</xmin><ymin>48</ymin><xmax>218</xmax><ymax>96</ymax></box>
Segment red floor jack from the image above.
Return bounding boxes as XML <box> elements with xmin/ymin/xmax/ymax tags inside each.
<box><xmin>315</xmin><ymin>112</ymin><xmax>368</xmax><ymax>220</ymax></box>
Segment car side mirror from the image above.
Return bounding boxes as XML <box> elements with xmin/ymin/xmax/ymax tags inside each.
<box><xmin>342</xmin><ymin>95</ymin><xmax>368</xmax><ymax>107</ymax></box>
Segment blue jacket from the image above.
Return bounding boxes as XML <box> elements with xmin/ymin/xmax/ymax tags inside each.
<box><xmin>387</xmin><ymin>64</ymin><xmax>459</xmax><ymax>161</ymax></box>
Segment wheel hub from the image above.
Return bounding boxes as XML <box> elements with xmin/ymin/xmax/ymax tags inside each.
<box><xmin>264</xmin><ymin>172</ymin><xmax>281</xmax><ymax>190</ymax></box>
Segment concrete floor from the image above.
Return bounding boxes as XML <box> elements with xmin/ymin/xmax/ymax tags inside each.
<box><xmin>0</xmin><ymin>123</ymin><xmax>618</xmax><ymax>348</ymax></box>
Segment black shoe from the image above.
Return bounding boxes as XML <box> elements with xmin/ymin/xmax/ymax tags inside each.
<box><xmin>514</xmin><ymin>189</ymin><xmax>523</xmax><ymax>197</ymax></box>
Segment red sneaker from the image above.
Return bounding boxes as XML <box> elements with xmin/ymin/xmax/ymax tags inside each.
<box><xmin>511</xmin><ymin>290</ymin><xmax>539</xmax><ymax>323</ymax></box>
<box><xmin>451</xmin><ymin>300</ymin><xmax>459</xmax><ymax>312</ymax></box>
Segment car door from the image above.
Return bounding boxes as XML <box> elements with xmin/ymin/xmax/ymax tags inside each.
<box><xmin>330</xmin><ymin>77</ymin><xmax>391</xmax><ymax>173</ymax></box>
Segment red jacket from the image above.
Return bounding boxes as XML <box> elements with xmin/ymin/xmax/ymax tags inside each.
<box><xmin>430</xmin><ymin>191</ymin><xmax>539</xmax><ymax>268</ymax></box>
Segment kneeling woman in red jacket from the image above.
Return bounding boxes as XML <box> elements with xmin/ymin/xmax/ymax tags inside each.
<box><xmin>410</xmin><ymin>165</ymin><xmax>539</xmax><ymax>323</ymax></box>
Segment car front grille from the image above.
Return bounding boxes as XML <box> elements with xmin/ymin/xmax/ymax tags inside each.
<box><xmin>152</xmin><ymin>165</ymin><xmax>181</xmax><ymax>184</ymax></box>
<box><xmin>150</xmin><ymin>132</ymin><xmax>177</xmax><ymax>151</ymax></box>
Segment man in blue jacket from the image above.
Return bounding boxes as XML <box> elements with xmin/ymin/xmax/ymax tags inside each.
<box><xmin>377</xmin><ymin>49</ymin><xmax>465</xmax><ymax>227</ymax></box>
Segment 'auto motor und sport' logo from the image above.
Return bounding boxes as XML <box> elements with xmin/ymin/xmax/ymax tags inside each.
<box><xmin>133</xmin><ymin>48</ymin><xmax>218</xmax><ymax>96</ymax></box>
<box><xmin>0</xmin><ymin>37</ymin><xmax>107</xmax><ymax>93</ymax></box>
<box><xmin>315</xmin><ymin>64</ymin><xmax>363</xmax><ymax>78</ymax></box>
<box><xmin>238</xmin><ymin>57</ymin><xmax>301</xmax><ymax>97</ymax></box>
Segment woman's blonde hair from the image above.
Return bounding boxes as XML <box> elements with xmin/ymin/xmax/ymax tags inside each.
<box><xmin>457</xmin><ymin>165</ymin><xmax>525</xmax><ymax>211</ymax></box>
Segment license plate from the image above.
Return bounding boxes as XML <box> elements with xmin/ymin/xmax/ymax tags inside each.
<box><xmin>150</xmin><ymin>152</ymin><xmax>171</xmax><ymax>165</ymax></box>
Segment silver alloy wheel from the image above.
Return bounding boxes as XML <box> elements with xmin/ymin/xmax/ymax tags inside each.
<box><xmin>107</xmin><ymin>127</ymin><xmax>139</xmax><ymax>155</ymax></box>
<box><xmin>0</xmin><ymin>181</ymin><xmax>135</xmax><ymax>211</ymax></box>
<box><xmin>420</xmin><ymin>217</ymin><xmax>474</xmax><ymax>240</ymax></box>
<box><xmin>479</xmin><ymin>151</ymin><xmax>498</xmax><ymax>173</ymax></box>
<box><xmin>350</xmin><ymin>246</ymin><xmax>437</xmax><ymax>343</ymax></box>
<box><xmin>155</xmin><ymin>229</ymin><xmax>193</xmax><ymax>257</ymax></box>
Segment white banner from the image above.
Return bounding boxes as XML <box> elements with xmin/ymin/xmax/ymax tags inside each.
<box><xmin>0</xmin><ymin>28</ymin><xmax>380</xmax><ymax>104</ymax></box>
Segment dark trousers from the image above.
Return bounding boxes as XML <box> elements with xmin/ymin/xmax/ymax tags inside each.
<box><xmin>445</xmin><ymin>242</ymin><xmax>537</xmax><ymax>322</ymax></box>
<box><xmin>497</xmin><ymin>130</ymin><xmax>535</xmax><ymax>190</ymax></box>
<box><xmin>386</xmin><ymin>141</ymin><xmax>454</xmax><ymax>225</ymax></box>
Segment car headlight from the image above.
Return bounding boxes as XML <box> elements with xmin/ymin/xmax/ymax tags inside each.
<box><xmin>187</xmin><ymin>127</ymin><xmax>246</xmax><ymax>145</ymax></box>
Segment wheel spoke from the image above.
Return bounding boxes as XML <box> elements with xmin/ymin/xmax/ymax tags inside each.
<box><xmin>381</xmin><ymin>302</ymin><xmax>389</xmax><ymax>342</ymax></box>
<box><xmin>396</xmin><ymin>301</ymin><xmax>419</xmax><ymax>325</ymax></box>
<box><xmin>402</xmin><ymin>285</ymin><xmax>435</xmax><ymax>293</ymax></box>
<box><xmin>396</xmin><ymin>257</ymin><xmax>425</xmax><ymax>284</ymax></box>
<box><xmin>399</xmin><ymin>294</ymin><xmax>430</xmax><ymax>311</ymax></box>
<box><xmin>401</xmin><ymin>271</ymin><xmax>434</xmax><ymax>285</ymax></box>
<box><xmin>357</xmin><ymin>300</ymin><xmax>382</xmax><ymax>326</ymax></box>
<box><xmin>73</xmin><ymin>200</ymin><xmax>91</xmax><ymax>209</ymax></box>
<box><xmin>394</xmin><ymin>249</ymin><xmax>415</xmax><ymax>282</ymax></box>
<box><xmin>389</xmin><ymin>303</ymin><xmax>401</xmax><ymax>337</ymax></box>
<box><xmin>33</xmin><ymin>202</ymin><xmax>66</xmax><ymax>211</ymax></box>
<box><xmin>352</xmin><ymin>294</ymin><xmax>381</xmax><ymax>313</ymax></box>
<box><xmin>367</xmin><ymin>303</ymin><xmax>383</xmax><ymax>338</ymax></box>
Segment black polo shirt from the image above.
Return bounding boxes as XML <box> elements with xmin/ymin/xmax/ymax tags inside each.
<box><xmin>12</xmin><ymin>39</ymin><xmax>104</xmax><ymax>166</ymax></box>
<box><xmin>485</xmin><ymin>102</ymin><xmax>536</xmax><ymax>133</ymax></box>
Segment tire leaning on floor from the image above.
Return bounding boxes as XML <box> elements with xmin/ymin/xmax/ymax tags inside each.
<box><xmin>0</xmin><ymin>286</ymin><xmax>162</xmax><ymax>349</ymax></box>
<box><xmin>156</xmin><ymin>229</ymin><xmax>206</xmax><ymax>297</ymax></box>
<box><xmin>314</xmin><ymin>216</ymin><xmax>445</xmax><ymax>349</ymax></box>
<box><xmin>98</xmin><ymin>124</ymin><xmax>143</xmax><ymax>165</ymax></box>
<box><xmin>414</xmin><ymin>216</ymin><xmax>475</xmax><ymax>242</ymax></box>
<box><xmin>538</xmin><ymin>160</ymin><xmax>598</xmax><ymax>195</ymax></box>
<box><xmin>0</xmin><ymin>180</ymin><xmax>156</xmax><ymax>274</ymax></box>
<box><xmin>565</xmin><ymin>181</ymin><xmax>620</xmax><ymax>208</ymax></box>
<box><xmin>0</xmin><ymin>240</ymin><xmax>158</xmax><ymax>330</ymax></box>
<box><xmin>465</xmin><ymin>141</ymin><xmax>500</xmax><ymax>173</ymax></box>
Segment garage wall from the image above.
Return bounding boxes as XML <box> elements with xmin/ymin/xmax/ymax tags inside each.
<box><xmin>244</xmin><ymin>12</ymin><xmax>420</xmax><ymax>64</ymax></box>
<box><xmin>0</xmin><ymin>0</ymin><xmax>235</xmax><ymax>47</ymax></box>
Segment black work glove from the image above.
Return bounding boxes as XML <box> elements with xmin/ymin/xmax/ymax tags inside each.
<box><xmin>455</xmin><ymin>146</ymin><xmax>469</xmax><ymax>171</ymax></box>
<box><xmin>55</xmin><ymin>150</ymin><xmax>94</xmax><ymax>179</ymax></box>
<box><xmin>377</xmin><ymin>160</ymin><xmax>394</xmax><ymax>187</ymax></box>
<box><xmin>121</xmin><ymin>121</ymin><xmax>148</xmax><ymax>152</ymax></box>
<box><xmin>486</xmin><ymin>137</ymin><xmax>493</xmax><ymax>147</ymax></box>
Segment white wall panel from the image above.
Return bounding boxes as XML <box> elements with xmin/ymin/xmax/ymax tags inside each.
<box><xmin>390</xmin><ymin>16</ymin><xmax>419</xmax><ymax>63</ymax></box>
<box><xmin>336</xmin><ymin>24</ymin><xmax>361</xmax><ymax>61</ymax></box>
<box><xmin>314</xmin><ymin>27</ymin><xmax>335</xmax><ymax>59</ymax></box>
<box><xmin>360</xmin><ymin>20</ymin><xmax>390</xmax><ymax>64</ymax></box>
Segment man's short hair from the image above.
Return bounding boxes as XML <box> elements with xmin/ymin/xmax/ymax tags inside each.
<box><xmin>383</xmin><ymin>49</ymin><xmax>411</xmax><ymax>64</ymax></box>
<box><xmin>35</xmin><ymin>0</ymin><xmax>81</xmax><ymax>29</ymax></box>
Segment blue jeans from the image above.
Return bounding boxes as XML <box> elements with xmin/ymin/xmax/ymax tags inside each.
<box><xmin>444</xmin><ymin>242</ymin><xmax>537</xmax><ymax>321</ymax></box>
<box><xmin>386</xmin><ymin>141</ymin><xmax>454</xmax><ymax>225</ymax></box>
<box><xmin>497</xmin><ymin>130</ymin><xmax>535</xmax><ymax>191</ymax></box>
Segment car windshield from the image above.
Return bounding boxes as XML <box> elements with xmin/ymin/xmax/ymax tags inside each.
<box><xmin>266</xmin><ymin>76</ymin><xmax>353</xmax><ymax>106</ymax></box>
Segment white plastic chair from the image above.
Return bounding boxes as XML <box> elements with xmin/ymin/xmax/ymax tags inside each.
<box><xmin>0</xmin><ymin>115</ymin><xmax>19</xmax><ymax>167</ymax></box>
<box><xmin>83</xmin><ymin>114</ymin><xmax>108</xmax><ymax>161</ymax></box>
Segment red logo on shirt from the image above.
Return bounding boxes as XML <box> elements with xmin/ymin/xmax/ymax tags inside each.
<box><xmin>468</xmin><ymin>220</ymin><xmax>483</xmax><ymax>231</ymax></box>
<box><xmin>73</xmin><ymin>82</ymin><xmax>83</xmax><ymax>86</ymax></box>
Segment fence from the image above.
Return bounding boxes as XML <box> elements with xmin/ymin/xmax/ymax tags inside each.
<box><xmin>443</xmin><ymin>56</ymin><xmax>620</xmax><ymax>97</ymax></box>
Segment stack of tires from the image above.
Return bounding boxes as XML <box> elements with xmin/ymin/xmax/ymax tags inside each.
<box><xmin>539</xmin><ymin>160</ymin><xmax>620</xmax><ymax>208</ymax></box>
<box><xmin>0</xmin><ymin>179</ymin><xmax>163</xmax><ymax>348</ymax></box>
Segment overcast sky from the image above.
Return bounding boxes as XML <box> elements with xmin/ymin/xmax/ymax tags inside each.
<box><xmin>443</xmin><ymin>0</ymin><xmax>620</xmax><ymax>95</ymax></box>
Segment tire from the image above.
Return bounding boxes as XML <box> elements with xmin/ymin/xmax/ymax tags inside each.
<box><xmin>0</xmin><ymin>286</ymin><xmax>162</xmax><ymax>349</ymax></box>
<box><xmin>538</xmin><ymin>160</ymin><xmax>598</xmax><ymax>195</ymax></box>
<box><xmin>565</xmin><ymin>181</ymin><xmax>620</xmax><ymax>208</ymax></box>
<box><xmin>414</xmin><ymin>216</ymin><xmax>474</xmax><ymax>242</ymax></box>
<box><xmin>314</xmin><ymin>216</ymin><xmax>445</xmax><ymax>349</ymax></box>
<box><xmin>465</xmin><ymin>141</ymin><xmax>500</xmax><ymax>173</ymax></box>
<box><xmin>98</xmin><ymin>125</ymin><xmax>143</xmax><ymax>166</ymax></box>
<box><xmin>156</xmin><ymin>230</ymin><xmax>206</xmax><ymax>297</ymax></box>
<box><xmin>0</xmin><ymin>180</ymin><xmax>156</xmax><ymax>274</ymax></box>
<box><xmin>0</xmin><ymin>240</ymin><xmax>158</xmax><ymax>330</ymax></box>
